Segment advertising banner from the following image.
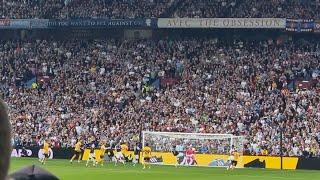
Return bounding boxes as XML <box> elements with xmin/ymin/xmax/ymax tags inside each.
<box><xmin>145</xmin><ymin>152</ymin><xmax>231</xmax><ymax>167</ymax></box>
<box><xmin>11</xmin><ymin>147</ymin><xmax>73</xmax><ymax>159</ymax></box>
<box><xmin>141</xmin><ymin>152</ymin><xmax>300</xmax><ymax>170</ymax></box>
<box><xmin>12</xmin><ymin>147</ymin><xmax>320</xmax><ymax>170</ymax></box>
<box><xmin>0</xmin><ymin>19</ymin><xmax>10</xmax><ymax>28</ymax></box>
<box><xmin>0</xmin><ymin>18</ymin><xmax>156</xmax><ymax>29</ymax></box>
<box><xmin>81</xmin><ymin>149</ymin><xmax>136</xmax><ymax>162</ymax></box>
<box><xmin>11</xmin><ymin>147</ymin><xmax>38</xmax><ymax>158</ymax></box>
<box><xmin>47</xmin><ymin>19</ymin><xmax>156</xmax><ymax>28</ymax></box>
<box><xmin>286</xmin><ymin>19</ymin><xmax>314</xmax><ymax>32</ymax></box>
<box><xmin>30</xmin><ymin>19</ymin><xmax>49</xmax><ymax>29</ymax></box>
<box><xmin>157</xmin><ymin>18</ymin><xmax>286</xmax><ymax>29</ymax></box>
<box><xmin>9</xmin><ymin>19</ymin><xmax>30</xmax><ymax>29</ymax></box>
<box><xmin>243</xmin><ymin>156</ymin><xmax>298</xmax><ymax>170</ymax></box>
<box><xmin>0</xmin><ymin>19</ymin><xmax>31</xmax><ymax>29</ymax></box>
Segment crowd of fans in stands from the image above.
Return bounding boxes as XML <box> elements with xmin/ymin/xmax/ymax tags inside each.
<box><xmin>1</xmin><ymin>37</ymin><xmax>319</xmax><ymax>157</ymax></box>
<box><xmin>174</xmin><ymin>0</ymin><xmax>320</xmax><ymax>18</ymax></box>
<box><xmin>0</xmin><ymin>0</ymin><xmax>173</xmax><ymax>19</ymax></box>
<box><xmin>1</xmin><ymin>0</ymin><xmax>320</xmax><ymax>19</ymax></box>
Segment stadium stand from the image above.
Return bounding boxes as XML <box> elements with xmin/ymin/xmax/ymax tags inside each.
<box><xmin>1</xmin><ymin>0</ymin><xmax>320</xmax><ymax>19</ymax></box>
<box><xmin>1</xmin><ymin>37</ymin><xmax>319</xmax><ymax>157</ymax></box>
<box><xmin>0</xmin><ymin>0</ymin><xmax>175</xmax><ymax>19</ymax></box>
<box><xmin>173</xmin><ymin>0</ymin><xmax>320</xmax><ymax>18</ymax></box>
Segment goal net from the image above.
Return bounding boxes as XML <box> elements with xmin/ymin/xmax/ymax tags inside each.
<box><xmin>142</xmin><ymin>131</ymin><xmax>245</xmax><ymax>167</ymax></box>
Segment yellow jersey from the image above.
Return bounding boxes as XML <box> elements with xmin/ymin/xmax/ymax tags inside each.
<box><xmin>43</xmin><ymin>142</ymin><xmax>49</xmax><ymax>154</ymax></box>
<box><xmin>75</xmin><ymin>142</ymin><xmax>82</xmax><ymax>152</ymax></box>
<box><xmin>234</xmin><ymin>152</ymin><xmax>240</xmax><ymax>161</ymax></box>
<box><xmin>143</xmin><ymin>146</ymin><xmax>152</xmax><ymax>158</ymax></box>
<box><xmin>121</xmin><ymin>144</ymin><xmax>128</xmax><ymax>155</ymax></box>
<box><xmin>100</xmin><ymin>145</ymin><xmax>106</xmax><ymax>155</ymax></box>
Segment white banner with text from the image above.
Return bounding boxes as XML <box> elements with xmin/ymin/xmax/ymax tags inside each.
<box><xmin>158</xmin><ymin>18</ymin><xmax>286</xmax><ymax>29</ymax></box>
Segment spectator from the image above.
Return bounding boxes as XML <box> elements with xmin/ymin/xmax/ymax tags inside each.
<box><xmin>1</xmin><ymin>0</ymin><xmax>320</xmax><ymax>19</ymax></box>
<box><xmin>0</xmin><ymin>0</ymin><xmax>173</xmax><ymax>19</ymax></box>
<box><xmin>174</xmin><ymin>0</ymin><xmax>320</xmax><ymax>18</ymax></box>
<box><xmin>0</xmin><ymin>99</ymin><xmax>11</xmax><ymax>180</ymax></box>
<box><xmin>0</xmin><ymin>37</ymin><xmax>319</xmax><ymax>157</ymax></box>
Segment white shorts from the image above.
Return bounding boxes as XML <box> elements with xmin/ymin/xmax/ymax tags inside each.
<box><xmin>177</xmin><ymin>153</ymin><xmax>184</xmax><ymax>158</ymax></box>
<box><xmin>89</xmin><ymin>153</ymin><xmax>95</xmax><ymax>159</ymax></box>
<box><xmin>115</xmin><ymin>152</ymin><xmax>124</xmax><ymax>159</ymax></box>
<box><xmin>228</xmin><ymin>156</ymin><xmax>235</xmax><ymax>161</ymax></box>
<box><xmin>135</xmin><ymin>155</ymin><xmax>139</xmax><ymax>160</ymax></box>
<box><xmin>112</xmin><ymin>156</ymin><xmax>117</xmax><ymax>162</ymax></box>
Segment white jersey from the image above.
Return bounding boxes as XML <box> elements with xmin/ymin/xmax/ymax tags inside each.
<box><xmin>229</xmin><ymin>148</ymin><xmax>235</xmax><ymax>155</ymax></box>
<box><xmin>115</xmin><ymin>145</ymin><xmax>123</xmax><ymax>159</ymax></box>
<box><xmin>228</xmin><ymin>155</ymin><xmax>235</xmax><ymax>161</ymax></box>
<box><xmin>228</xmin><ymin>148</ymin><xmax>235</xmax><ymax>160</ymax></box>
<box><xmin>115</xmin><ymin>151</ymin><xmax>124</xmax><ymax>159</ymax></box>
<box><xmin>89</xmin><ymin>143</ymin><xmax>96</xmax><ymax>157</ymax></box>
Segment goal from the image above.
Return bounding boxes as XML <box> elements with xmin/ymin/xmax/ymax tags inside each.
<box><xmin>141</xmin><ymin>131</ymin><xmax>245</xmax><ymax>167</ymax></box>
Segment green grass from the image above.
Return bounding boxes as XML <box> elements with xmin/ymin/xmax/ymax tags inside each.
<box><xmin>9</xmin><ymin>158</ymin><xmax>320</xmax><ymax>180</ymax></box>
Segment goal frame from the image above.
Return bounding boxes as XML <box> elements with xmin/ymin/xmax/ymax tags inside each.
<box><xmin>142</xmin><ymin>131</ymin><xmax>242</xmax><ymax>147</ymax></box>
<box><xmin>141</xmin><ymin>131</ymin><xmax>245</xmax><ymax>168</ymax></box>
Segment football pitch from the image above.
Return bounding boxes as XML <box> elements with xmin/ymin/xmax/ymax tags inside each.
<box><xmin>9</xmin><ymin>158</ymin><xmax>320</xmax><ymax>180</ymax></box>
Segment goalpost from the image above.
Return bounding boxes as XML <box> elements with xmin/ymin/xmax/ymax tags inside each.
<box><xmin>142</xmin><ymin>131</ymin><xmax>245</xmax><ymax>167</ymax></box>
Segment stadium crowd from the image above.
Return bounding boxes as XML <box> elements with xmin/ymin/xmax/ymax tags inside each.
<box><xmin>1</xmin><ymin>37</ymin><xmax>319</xmax><ymax>157</ymax></box>
<box><xmin>174</xmin><ymin>0</ymin><xmax>320</xmax><ymax>18</ymax></box>
<box><xmin>0</xmin><ymin>0</ymin><xmax>173</xmax><ymax>19</ymax></box>
<box><xmin>1</xmin><ymin>0</ymin><xmax>320</xmax><ymax>19</ymax></box>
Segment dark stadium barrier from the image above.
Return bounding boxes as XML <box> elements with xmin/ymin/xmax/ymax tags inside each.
<box><xmin>243</xmin><ymin>156</ymin><xmax>320</xmax><ymax>170</ymax></box>
<box><xmin>11</xmin><ymin>147</ymin><xmax>74</xmax><ymax>159</ymax></box>
<box><xmin>296</xmin><ymin>158</ymin><xmax>320</xmax><ymax>170</ymax></box>
<box><xmin>51</xmin><ymin>148</ymin><xmax>74</xmax><ymax>159</ymax></box>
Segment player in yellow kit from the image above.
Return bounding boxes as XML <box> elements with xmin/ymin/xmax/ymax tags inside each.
<box><xmin>41</xmin><ymin>139</ymin><xmax>50</xmax><ymax>165</ymax></box>
<box><xmin>121</xmin><ymin>142</ymin><xmax>129</xmax><ymax>158</ymax></box>
<box><xmin>233</xmin><ymin>150</ymin><xmax>240</xmax><ymax>169</ymax></box>
<box><xmin>227</xmin><ymin>150</ymin><xmax>240</xmax><ymax>170</ymax></box>
<box><xmin>99</xmin><ymin>141</ymin><xmax>107</xmax><ymax>166</ymax></box>
<box><xmin>70</xmin><ymin>139</ymin><xmax>83</xmax><ymax>163</ymax></box>
<box><xmin>142</xmin><ymin>143</ymin><xmax>152</xmax><ymax>169</ymax></box>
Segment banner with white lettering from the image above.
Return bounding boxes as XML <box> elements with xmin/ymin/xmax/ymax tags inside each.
<box><xmin>286</xmin><ymin>19</ymin><xmax>314</xmax><ymax>32</ymax></box>
<box><xmin>0</xmin><ymin>18</ymin><xmax>157</xmax><ymax>29</ymax></box>
<box><xmin>157</xmin><ymin>18</ymin><xmax>286</xmax><ymax>29</ymax></box>
<box><xmin>47</xmin><ymin>19</ymin><xmax>156</xmax><ymax>28</ymax></box>
<box><xmin>0</xmin><ymin>19</ymin><xmax>30</xmax><ymax>29</ymax></box>
<box><xmin>11</xmin><ymin>147</ymin><xmax>74</xmax><ymax>159</ymax></box>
